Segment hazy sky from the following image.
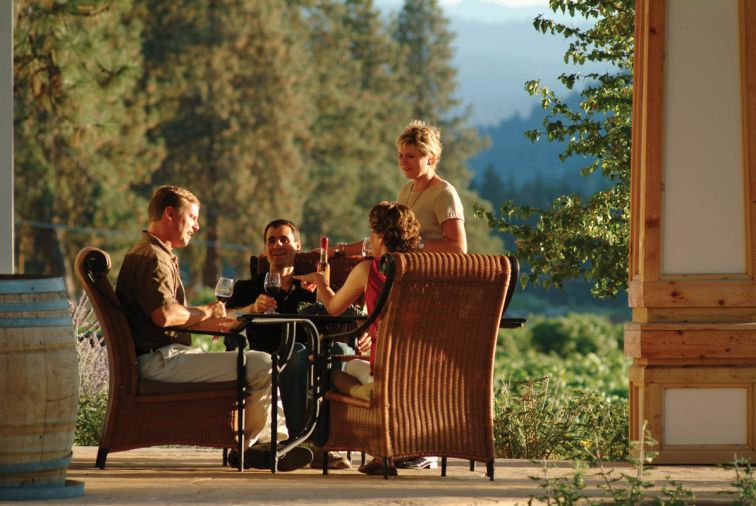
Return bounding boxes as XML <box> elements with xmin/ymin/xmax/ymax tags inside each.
<box><xmin>375</xmin><ymin>0</ymin><xmax>588</xmax><ymax>126</ymax></box>
<box><xmin>375</xmin><ymin>0</ymin><xmax>560</xmax><ymax>24</ymax></box>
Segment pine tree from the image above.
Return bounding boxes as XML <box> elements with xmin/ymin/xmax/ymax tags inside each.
<box><xmin>394</xmin><ymin>0</ymin><xmax>501</xmax><ymax>253</ymax></box>
<box><xmin>139</xmin><ymin>0</ymin><xmax>313</xmax><ymax>288</ymax></box>
<box><xmin>14</xmin><ymin>0</ymin><xmax>161</xmax><ymax>291</ymax></box>
<box><xmin>296</xmin><ymin>0</ymin><xmax>408</xmax><ymax>246</ymax></box>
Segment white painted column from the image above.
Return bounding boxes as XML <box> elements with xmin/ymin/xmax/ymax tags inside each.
<box><xmin>0</xmin><ymin>1</ymin><xmax>14</xmax><ymax>274</ymax></box>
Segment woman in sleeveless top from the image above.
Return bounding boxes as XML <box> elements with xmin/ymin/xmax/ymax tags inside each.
<box><xmin>294</xmin><ymin>202</ymin><xmax>420</xmax><ymax>398</ymax></box>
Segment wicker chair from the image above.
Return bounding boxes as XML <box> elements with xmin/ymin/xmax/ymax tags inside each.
<box><xmin>74</xmin><ymin>247</ymin><xmax>244</xmax><ymax>470</ymax></box>
<box><xmin>321</xmin><ymin>252</ymin><xmax>515</xmax><ymax>480</ymax></box>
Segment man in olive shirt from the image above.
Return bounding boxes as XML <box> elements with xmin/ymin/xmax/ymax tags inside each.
<box><xmin>116</xmin><ymin>185</ymin><xmax>311</xmax><ymax>471</ymax></box>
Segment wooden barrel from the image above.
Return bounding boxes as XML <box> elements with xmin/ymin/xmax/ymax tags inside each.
<box><xmin>0</xmin><ymin>275</ymin><xmax>84</xmax><ymax>500</ymax></box>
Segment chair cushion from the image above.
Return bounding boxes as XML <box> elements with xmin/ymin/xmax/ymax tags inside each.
<box><xmin>137</xmin><ymin>378</ymin><xmax>238</xmax><ymax>395</ymax></box>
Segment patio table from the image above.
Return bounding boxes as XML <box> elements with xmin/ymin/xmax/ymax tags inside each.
<box><xmin>237</xmin><ymin>312</ymin><xmax>366</xmax><ymax>472</ymax></box>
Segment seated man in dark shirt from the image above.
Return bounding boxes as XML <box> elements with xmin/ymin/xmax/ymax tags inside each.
<box><xmin>227</xmin><ymin>219</ymin><xmax>316</xmax><ymax>353</ymax></box>
<box><xmin>227</xmin><ymin>219</ymin><xmax>351</xmax><ymax>470</ymax></box>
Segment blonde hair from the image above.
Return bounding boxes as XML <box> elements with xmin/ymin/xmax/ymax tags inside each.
<box><xmin>147</xmin><ymin>185</ymin><xmax>199</xmax><ymax>222</ymax></box>
<box><xmin>396</xmin><ymin>119</ymin><xmax>443</xmax><ymax>163</ymax></box>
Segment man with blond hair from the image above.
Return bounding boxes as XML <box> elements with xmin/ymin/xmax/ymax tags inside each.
<box><xmin>116</xmin><ymin>185</ymin><xmax>312</xmax><ymax>471</ymax></box>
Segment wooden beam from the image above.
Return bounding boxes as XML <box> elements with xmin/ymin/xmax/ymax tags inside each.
<box><xmin>0</xmin><ymin>2</ymin><xmax>13</xmax><ymax>274</ymax></box>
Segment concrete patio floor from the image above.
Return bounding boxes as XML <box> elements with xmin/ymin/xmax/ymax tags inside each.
<box><xmin>27</xmin><ymin>446</ymin><xmax>743</xmax><ymax>505</ymax></box>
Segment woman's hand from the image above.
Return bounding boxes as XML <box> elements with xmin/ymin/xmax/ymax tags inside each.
<box><xmin>356</xmin><ymin>332</ymin><xmax>372</xmax><ymax>355</ymax></box>
<box><xmin>293</xmin><ymin>272</ymin><xmax>328</xmax><ymax>291</ymax></box>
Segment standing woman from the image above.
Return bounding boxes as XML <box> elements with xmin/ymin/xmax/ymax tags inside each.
<box><xmin>332</xmin><ymin>120</ymin><xmax>467</xmax><ymax>257</ymax></box>
<box><xmin>394</xmin><ymin>119</ymin><xmax>467</xmax><ymax>253</ymax></box>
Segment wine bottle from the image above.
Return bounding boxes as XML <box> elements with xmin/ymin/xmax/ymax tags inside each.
<box><xmin>317</xmin><ymin>236</ymin><xmax>330</xmax><ymax>302</ymax></box>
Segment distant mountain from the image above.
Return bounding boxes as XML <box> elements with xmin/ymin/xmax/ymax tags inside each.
<box><xmin>449</xmin><ymin>17</ymin><xmax>591</xmax><ymax>126</ymax></box>
<box><xmin>468</xmin><ymin>93</ymin><xmax>603</xmax><ymax>193</ymax></box>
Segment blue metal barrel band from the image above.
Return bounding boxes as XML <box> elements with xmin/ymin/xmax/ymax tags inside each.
<box><xmin>0</xmin><ymin>317</ymin><xmax>73</xmax><ymax>328</ymax></box>
<box><xmin>0</xmin><ymin>277</ymin><xmax>66</xmax><ymax>294</ymax></box>
<box><xmin>0</xmin><ymin>299</ymin><xmax>71</xmax><ymax>312</ymax></box>
<box><xmin>0</xmin><ymin>453</ymin><xmax>72</xmax><ymax>474</ymax></box>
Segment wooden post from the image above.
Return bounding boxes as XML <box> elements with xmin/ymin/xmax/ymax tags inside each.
<box><xmin>627</xmin><ymin>0</ymin><xmax>756</xmax><ymax>463</ymax></box>
<box><xmin>0</xmin><ymin>2</ymin><xmax>13</xmax><ymax>275</ymax></box>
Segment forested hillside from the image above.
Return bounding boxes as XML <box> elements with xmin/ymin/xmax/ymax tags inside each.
<box><xmin>13</xmin><ymin>0</ymin><xmax>500</xmax><ymax>294</ymax></box>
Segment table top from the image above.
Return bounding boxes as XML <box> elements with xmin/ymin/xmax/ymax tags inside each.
<box><xmin>239</xmin><ymin>312</ymin><xmax>525</xmax><ymax>328</ymax></box>
<box><xmin>237</xmin><ymin>312</ymin><xmax>366</xmax><ymax>325</ymax></box>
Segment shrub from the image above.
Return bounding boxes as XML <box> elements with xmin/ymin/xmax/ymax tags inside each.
<box><xmin>529</xmin><ymin>313</ymin><xmax>622</xmax><ymax>357</ymax></box>
<box><xmin>494</xmin><ymin>377</ymin><xmax>629</xmax><ymax>461</ymax></box>
<box><xmin>72</xmin><ymin>294</ymin><xmax>109</xmax><ymax>445</ymax></box>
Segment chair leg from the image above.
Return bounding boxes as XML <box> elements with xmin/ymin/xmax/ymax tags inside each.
<box><xmin>486</xmin><ymin>458</ymin><xmax>494</xmax><ymax>481</ymax></box>
<box><xmin>441</xmin><ymin>457</ymin><xmax>447</xmax><ymax>477</ymax></box>
<box><xmin>223</xmin><ymin>448</ymin><xmax>228</xmax><ymax>466</ymax></box>
<box><xmin>361</xmin><ymin>452</ymin><xmax>366</xmax><ymax>466</ymax></box>
<box><xmin>95</xmin><ymin>447</ymin><xmax>108</xmax><ymax>469</ymax></box>
<box><xmin>469</xmin><ymin>460</ymin><xmax>476</xmax><ymax>471</ymax></box>
<box><xmin>383</xmin><ymin>457</ymin><xmax>389</xmax><ymax>480</ymax></box>
<box><xmin>322</xmin><ymin>449</ymin><xmax>329</xmax><ymax>475</ymax></box>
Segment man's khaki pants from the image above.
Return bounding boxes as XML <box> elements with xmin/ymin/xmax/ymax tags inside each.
<box><xmin>137</xmin><ymin>343</ymin><xmax>287</xmax><ymax>445</ymax></box>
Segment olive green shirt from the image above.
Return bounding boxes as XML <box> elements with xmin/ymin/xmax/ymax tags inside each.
<box><xmin>116</xmin><ymin>231</ymin><xmax>191</xmax><ymax>354</ymax></box>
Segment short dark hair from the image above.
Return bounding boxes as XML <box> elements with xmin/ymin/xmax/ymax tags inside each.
<box><xmin>263</xmin><ymin>219</ymin><xmax>301</xmax><ymax>243</ymax></box>
<box><xmin>147</xmin><ymin>185</ymin><xmax>199</xmax><ymax>222</ymax></box>
<box><xmin>369</xmin><ymin>202</ymin><xmax>421</xmax><ymax>252</ymax></box>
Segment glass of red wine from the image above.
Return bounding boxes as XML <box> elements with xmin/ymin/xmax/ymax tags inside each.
<box><xmin>263</xmin><ymin>272</ymin><xmax>281</xmax><ymax>314</ymax></box>
<box><xmin>214</xmin><ymin>277</ymin><xmax>234</xmax><ymax>304</ymax></box>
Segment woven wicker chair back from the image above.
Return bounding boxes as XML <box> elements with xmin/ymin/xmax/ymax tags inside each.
<box><xmin>75</xmin><ymin>247</ymin><xmax>139</xmax><ymax>397</ymax></box>
<box><xmin>325</xmin><ymin>252</ymin><xmax>511</xmax><ymax>462</ymax></box>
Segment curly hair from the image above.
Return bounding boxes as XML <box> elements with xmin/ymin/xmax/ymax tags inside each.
<box><xmin>369</xmin><ymin>202</ymin><xmax>421</xmax><ymax>253</ymax></box>
<box><xmin>396</xmin><ymin>119</ymin><xmax>443</xmax><ymax>163</ymax></box>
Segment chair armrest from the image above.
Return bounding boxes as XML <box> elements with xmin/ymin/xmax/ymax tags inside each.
<box><xmin>500</xmin><ymin>317</ymin><xmax>527</xmax><ymax>329</ymax></box>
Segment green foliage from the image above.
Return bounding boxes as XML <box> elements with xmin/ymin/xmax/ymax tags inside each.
<box><xmin>495</xmin><ymin>352</ymin><xmax>628</xmax><ymax>401</ymax></box>
<box><xmin>74</xmin><ymin>392</ymin><xmax>108</xmax><ymax>446</ymax></box>
<box><xmin>594</xmin><ymin>428</ymin><xmax>657</xmax><ymax>505</ymax></box>
<box><xmin>14</xmin><ymin>0</ymin><xmax>161</xmax><ymax>283</ymax></box>
<box><xmin>527</xmin><ymin>425</ymin><xmax>696</xmax><ymax>505</ymax></box>
<box><xmin>529</xmin><ymin>313</ymin><xmax>622</xmax><ymax>357</ymax></box>
<box><xmin>720</xmin><ymin>459</ymin><xmax>756</xmax><ymax>505</ymax></box>
<box><xmin>494</xmin><ymin>377</ymin><xmax>629</xmax><ymax>461</ymax></box>
<box><xmin>72</xmin><ymin>294</ymin><xmax>109</xmax><ymax>446</ymax></box>
<box><xmin>478</xmin><ymin>0</ymin><xmax>634</xmax><ymax>297</ymax></box>
<box><xmin>528</xmin><ymin>461</ymin><xmax>588</xmax><ymax>506</ymax></box>
<box><xmin>16</xmin><ymin>0</ymin><xmax>505</xmax><ymax>287</ymax></box>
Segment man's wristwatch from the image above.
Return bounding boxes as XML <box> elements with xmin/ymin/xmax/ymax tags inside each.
<box><xmin>335</xmin><ymin>242</ymin><xmax>347</xmax><ymax>255</ymax></box>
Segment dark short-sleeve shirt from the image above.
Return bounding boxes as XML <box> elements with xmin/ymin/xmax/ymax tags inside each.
<box><xmin>227</xmin><ymin>274</ymin><xmax>316</xmax><ymax>354</ymax></box>
<box><xmin>116</xmin><ymin>231</ymin><xmax>191</xmax><ymax>354</ymax></box>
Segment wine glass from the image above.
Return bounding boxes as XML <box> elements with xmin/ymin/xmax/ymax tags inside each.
<box><xmin>361</xmin><ymin>237</ymin><xmax>373</xmax><ymax>257</ymax></box>
<box><xmin>263</xmin><ymin>272</ymin><xmax>282</xmax><ymax>314</ymax></box>
<box><xmin>214</xmin><ymin>277</ymin><xmax>234</xmax><ymax>303</ymax></box>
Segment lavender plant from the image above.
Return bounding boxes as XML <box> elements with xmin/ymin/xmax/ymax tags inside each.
<box><xmin>71</xmin><ymin>293</ymin><xmax>109</xmax><ymax>445</ymax></box>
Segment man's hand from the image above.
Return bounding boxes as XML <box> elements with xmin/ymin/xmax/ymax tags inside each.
<box><xmin>254</xmin><ymin>294</ymin><xmax>277</xmax><ymax>313</ymax></box>
<box><xmin>192</xmin><ymin>317</ymin><xmax>241</xmax><ymax>334</ymax></box>
<box><xmin>202</xmin><ymin>300</ymin><xmax>227</xmax><ymax>319</ymax></box>
<box><xmin>356</xmin><ymin>332</ymin><xmax>371</xmax><ymax>355</ymax></box>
